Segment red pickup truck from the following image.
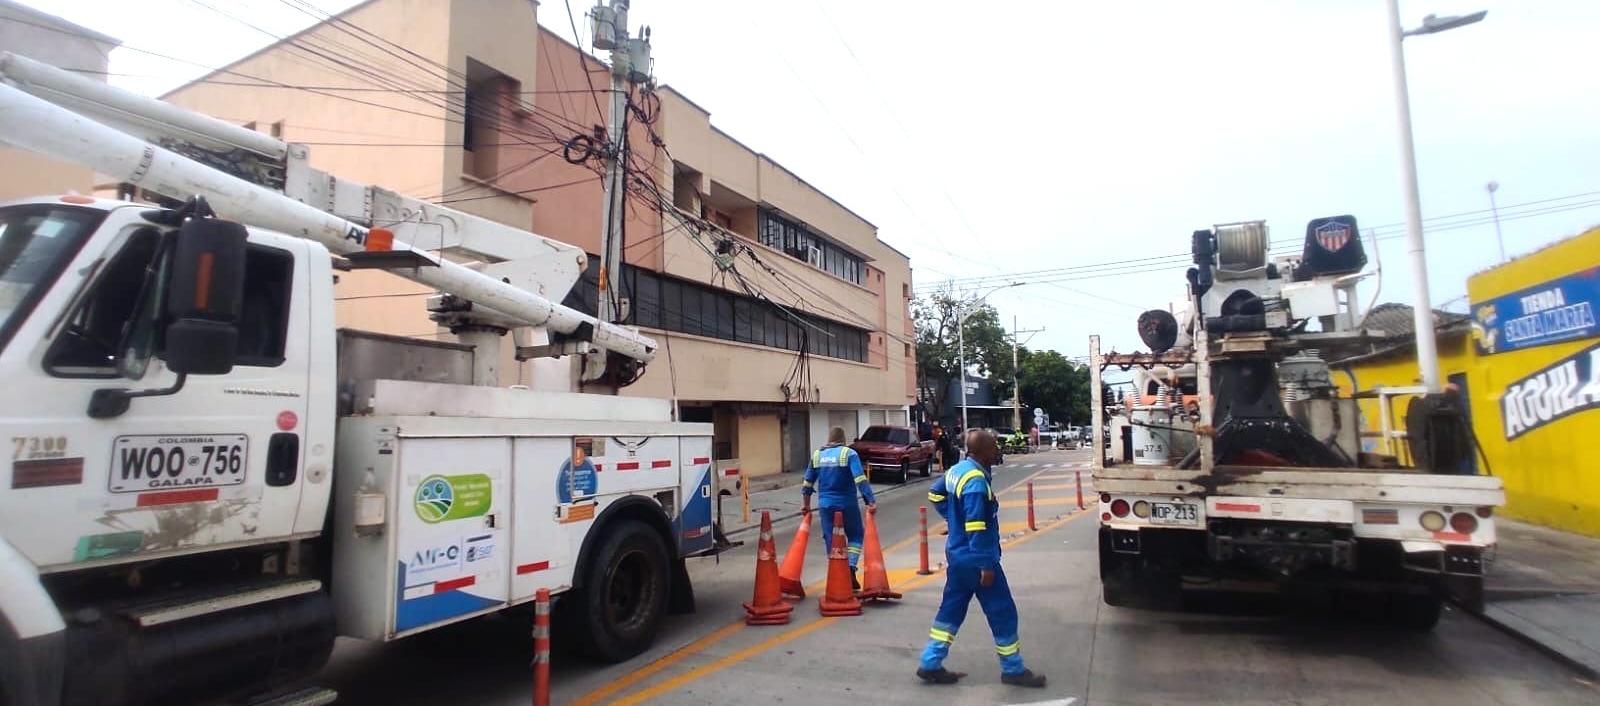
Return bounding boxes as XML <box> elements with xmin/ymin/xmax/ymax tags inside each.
<box><xmin>851</xmin><ymin>425</ymin><xmax>937</xmax><ymax>484</ymax></box>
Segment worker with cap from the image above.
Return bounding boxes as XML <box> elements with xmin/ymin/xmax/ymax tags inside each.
<box><xmin>801</xmin><ymin>426</ymin><xmax>877</xmax><ymax>589</ymax></box>
<box><xmin>916</xmin><ymin>429</ymin><xmax>1046</xmax><ymax>688</ymax></box>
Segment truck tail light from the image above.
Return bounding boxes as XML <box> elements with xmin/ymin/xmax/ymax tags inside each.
<box><xmin>1100</xmin><ymin>492</ymin><xmax>1112</xmax><ymax>504</ymax></box>
<box><xmin>1475</xmin><ymin>506</ymin><xmax>1494</xmax><ymax>518</ymax></box>
<box><xmin>1132</xmin><ymin>500</ymin><xmax>1150</xmax><ymax>518</ymax></box>
<box><xmin>1419</xmin><ymin>510</ymin><xmax>1446</xmax><ymax>532</ymax></box>
<box><xmin>1110</xmin><ymin>499</ymin><xmax>1130</xmax><ymax>518</ymax></box>
<box><xmin>1450</xmin><ymin>512</ymin><xmax>1479</xmax><ymax>534</ymax></box>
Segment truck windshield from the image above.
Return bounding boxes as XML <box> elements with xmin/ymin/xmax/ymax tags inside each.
<box><xmin>0</xmin><ymin>205</ymin><xmax>104</xmax><ymax>354</ymax></box>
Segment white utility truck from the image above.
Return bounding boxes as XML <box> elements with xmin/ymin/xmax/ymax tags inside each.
<box><xmin>0</xmin><ymin>53</ymin><xmax>714</xmax><ymax>706</ymax></box>
<box><xmin>1091</xmin><ymin>219</ymin><xmax>1504</xmax><ymax>628</ymax></box>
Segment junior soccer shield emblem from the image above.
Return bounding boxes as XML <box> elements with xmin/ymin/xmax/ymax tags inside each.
<box><xmin>1314</xmin><ymin>220</ymin><xmax>1352</xmax><ymax>252</ymax></box>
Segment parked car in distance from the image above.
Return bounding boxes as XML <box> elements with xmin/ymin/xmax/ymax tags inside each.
<box><xmin>851</xmin><ymin>425</ymin><xmax>936</xmax><ymax>483</ymax></box>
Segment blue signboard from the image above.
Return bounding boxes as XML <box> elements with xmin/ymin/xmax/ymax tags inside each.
<box><xmin>1472</xmin><ymin>267</ymin><xmax>1600</xmax><ymax>355</ymax></box>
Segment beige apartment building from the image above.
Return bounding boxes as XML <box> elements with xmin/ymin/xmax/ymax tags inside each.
<box><xmin>0</xmin><ymin>0</ymin><xmax>119</xmax><ymax>200</ymax></box>
<box><xmin>160</xmin><ymin>0</ymin><xmax>917</xmax><ymax>478</ymax></box>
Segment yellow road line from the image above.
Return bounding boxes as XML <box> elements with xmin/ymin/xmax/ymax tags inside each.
<box><xmin>612</xmin><ymin>510</ymin><xmax>1093</xmax><ymax>705</ymax></box>
<box><xmin>566</xmin><ymin>620</ymin><xmax>747</xmax><ymax>706</ymax></box>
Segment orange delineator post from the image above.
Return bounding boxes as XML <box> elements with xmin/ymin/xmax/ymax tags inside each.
<box><xmin>1076</xmin><ymin>471</ymin><xmax>1085</xmax><ymax>510</ymax></box>
<box><xmin>777</xmin><ymin>510</ymin><xmax>812</xmax><ymax>599</ymax></box>
<box><xmin>533</xmin><ymin>588</ymin><xmax>550</xmax><ymax>706</ymax></box>
<box><xmin>916</xmin><ymin>505</ymin><xmax>932</xmax><ymax>576</ymax></box>
<box><xmin>1027</xmin><ymin>481</ymin><xmax>1037</xmax><ymax>531</ymax></box>
<box><xmin>857</xmin><ymin>509</ymin><xmax>901</xmax><ymax>603</ymax></box>
<box><xmin>818</xmin><ymin>510</ymin><xmax>863</xmax><ymax>616</ymax></box>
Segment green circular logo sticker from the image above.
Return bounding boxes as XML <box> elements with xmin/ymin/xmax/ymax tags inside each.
<box><xmin>415</xmin><ymin>475</ymin><xmax>454</xmax><ymax>523</ymax></box>
<box><xmin>413</xmin><ymin>473</ymin><xmax>493</xmax><ymax>524</ymax></box>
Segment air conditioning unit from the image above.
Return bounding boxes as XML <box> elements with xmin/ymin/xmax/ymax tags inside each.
<box><xmin>806</xmin><ymin>246</ymin><xmax>822</xmax><ymax>267</ymax></box>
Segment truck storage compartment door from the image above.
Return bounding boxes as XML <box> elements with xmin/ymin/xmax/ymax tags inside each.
<box><xmin>679</xmin><ymin>436</ymin><xmax>715</xmax><ymax>555</ymax></box>
<box><xmin>510</xmin><ymin>437</ymin><xmax>575</xmax><ymax>601</ymax></box>
<box><xmin>392</xmin><ymin>436</ymin><xmax>510</xmax><ymax>636</ymax></box>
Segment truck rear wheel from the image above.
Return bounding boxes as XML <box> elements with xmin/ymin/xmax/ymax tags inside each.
<box><xmin>1098</xmin><ymin>528</ymin><xmax>1181</xmax><ymax>609</ymax></box>
<box><xmin>1388</xmin><ymin>591</ymin><xmax>1442</xmax><ymax>631</ymax></box>
<box><xmin>569</xmin><ymin>520</ymin><xmax>670</xmax><ymax>662</ymax></box>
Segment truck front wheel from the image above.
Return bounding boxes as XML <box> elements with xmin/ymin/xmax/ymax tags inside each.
<box><xmin>569</xmin><ymin>520</ymin><xmax>670</xmax><ymax>662</ymax></box>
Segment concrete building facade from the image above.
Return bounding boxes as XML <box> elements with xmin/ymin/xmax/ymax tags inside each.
<box><xmin>159</xmin><ymin>0</ymin><xmax>916</xmax><ymax>478</ymax></box>
<box><xmin>0</xmin><ymin>0</ymin><xmax>119</xmax><ymax>200</ymax></box>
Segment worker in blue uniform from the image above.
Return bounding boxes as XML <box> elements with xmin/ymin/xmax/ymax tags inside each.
<box><xmin>917</xmin><ymin>429</ymin><xmax>1046</xmax><ymax>687</ymax></box>
<box><xmin>801</xmin><ymin>426</ymin><xmax>877</xmax><ymax>589</ymax></box>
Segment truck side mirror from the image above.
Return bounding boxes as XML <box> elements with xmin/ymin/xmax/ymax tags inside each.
<box><xmin>164</xmin><ymin>218</ymin><xmax>247</xmax><ymax>375</ymax></box>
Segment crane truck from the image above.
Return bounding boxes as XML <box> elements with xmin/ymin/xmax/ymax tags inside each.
<box><xmin>0</xmin><ymin>52</ymin><xmax>715</xmax><ymax>705</ymax></box>
<box><xmin>1091</xmin><ymin>218</ymin><xmax>1504</xmax><ymax>628</ymax></box>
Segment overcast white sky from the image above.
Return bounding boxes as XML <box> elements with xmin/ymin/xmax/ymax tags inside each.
<box><xmin>14</xmin><ymin>0</ymin><xmax>1600</xmax><ymax>357</ymax></box>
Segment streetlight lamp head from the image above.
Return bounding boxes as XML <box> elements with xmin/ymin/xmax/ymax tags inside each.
<box><xmin>1487</xmin><ymin>180</ymin><xmax>1499</xmax><ymax>193</ymax></box>
<box><xmin>1410</xmin><ymin>10</ymin><xmax>1488</xmax><ymax>37</ymax></box>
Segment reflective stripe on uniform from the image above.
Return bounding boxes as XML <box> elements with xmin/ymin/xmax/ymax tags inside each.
<box><xmin>802</xmin><ymin>481</ymin><xmax>816</xmax><ymax>489</ymax></box>
<box><xmin>964</xmin><ymin>520</ymin><xmax>987</xmax><ymax>532</ymax></box>
<box><xmin>812</xmin><ymin>450</ymin><xmax>822</xmax><ymax>467</ymax></box>
<box><xmin>995</xmin><ymin>641</ymin><xmax>1019</xmax><ymax>656</ymax></box>
<box><xmin>927</xmin><ymin>492</ymin><xmax>946</xmax><ymax>502</ymax></box>
<box><xmin>953</xmin><ymin>468</ymin><xmax>986</xmax><ymax>497</ymax></box>
<box><xmin>846</xmin><ymin>546</ymin><xmax>862</xmax><ymax>555</ymax></box>
<box><xmin>929</xmin><ymin>628</ymin><xmax>955</xmax><ymax>643</ymax></box>
<box><xmin>854</xmin><ymin>475</ymin><xmax>869</xmax><ymax>484</ymax></box>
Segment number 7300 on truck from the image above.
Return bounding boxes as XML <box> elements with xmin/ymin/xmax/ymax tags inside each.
<box><xmin>0</xmin><ymin>53</ymin><xmax>713</xmax><ymax>706</ymax></box>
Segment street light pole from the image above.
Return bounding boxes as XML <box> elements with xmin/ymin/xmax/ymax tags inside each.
<box><xmin>1384</xmin><ymin>0</ymin><xmax>1486</xmax><ymax>394</ymax></box>
<box><xmin>1487</xmin><ymin>180</ymin><xmax>1506</xmax><ymax>262</ymax></box>
<box><xmin>955</xmin><ymin>282</ymin><xmax>1020</xmax><ymax>432</ymax></box>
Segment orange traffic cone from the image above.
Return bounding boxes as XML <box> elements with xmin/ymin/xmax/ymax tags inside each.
<box><xmin>818</xmin><ymin>510</ymin><xmax>863</xmax><ymax>616</ymax></box>
<box><xmin>744</xmin><ymin>511</ymin><xmax>794</xmax><ymax>626</ymax></box>
<box><xmin>857</xmin><ymin>509</ymin><xmax>901</xmax><ymax>603</ymax></box>
<box><xmin>777</xmin><ymin>510</ymin><xmax>812</xmax><ymax>600</ymax></box>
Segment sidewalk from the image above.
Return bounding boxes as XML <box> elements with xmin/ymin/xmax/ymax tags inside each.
<box><xmin>1480</xmin><ymin>518</ymin><xmax>1600</xmax><ymax>677</ymax></box>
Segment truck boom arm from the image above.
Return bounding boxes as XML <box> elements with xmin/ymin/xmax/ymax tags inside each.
<box><xmin>0</xmin><ymin>52</ymin><xmax>656</xmax><ymax>362</ymax></box>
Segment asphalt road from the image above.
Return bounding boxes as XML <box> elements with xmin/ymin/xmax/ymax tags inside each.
<box><xmin>314</xmin><ymin>448</ymin><xmax>1599</xmax><ymax>705</ymax></box>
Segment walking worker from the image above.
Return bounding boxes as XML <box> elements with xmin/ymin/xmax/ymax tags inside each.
<box><xmin>916</xmin><ymin>430</ymin><xmax>1046</xmax><ymax>688</ymax></box>
<box><xmin>801</xmin><ymin>427</ymin><xmax>877</xmax><ymax>589</ymax></box>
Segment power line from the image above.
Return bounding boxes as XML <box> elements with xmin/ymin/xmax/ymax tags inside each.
<box><xmin>917</xmin><ymin>190</ymin><xmax>1600</xmax><ymax>292</ymax></box>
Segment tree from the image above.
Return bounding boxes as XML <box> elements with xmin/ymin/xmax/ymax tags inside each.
<box><xmin>1017</xmin><ymin>349</ymin><xmax>1091</xmax><ymax>427</ymax></box>
<box><xmin>913</xmin><ymin>288</ymin><xmax>1015</xmax><ymax>423</ymax></box>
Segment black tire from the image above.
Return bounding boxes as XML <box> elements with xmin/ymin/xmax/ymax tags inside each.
<box><xmin>1098</xmin><ymin>528</ymin><xmax>1180</xmax><ymax>610</ymax></box>
<box><xmin>568</xmin><ymin>520</ymin><xmax>671</xmax><ymax>661</ymax></box>
<box><xmin>898</xmin><ymin>460</ymin><xmax>911</xmax><ymax>484</ymax></box>
<box><xmin>919</xmin><ymin>458</ymin><xmax>932</xmax><ymax>477</ymax></box>
<box><xmin>1388</xmin><ymin>591</ymin><xmax>1442</xmax><ymax>631</ymax></box>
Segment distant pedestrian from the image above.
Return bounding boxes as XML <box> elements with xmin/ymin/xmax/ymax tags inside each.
<box><xmin>801</xmin><ymin>427</ymin><xmax>877</xmax><ymax>589</ymax></box>
<box><xmin>916</xmin><ymin>429</ymin><xmax>1046</xmax><ymax>688</ymax></box>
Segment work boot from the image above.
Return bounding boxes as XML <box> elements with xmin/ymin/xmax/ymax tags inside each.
<box><xmin>916</xmin><ymin>667</ymin><xmax>966</xmax><ymax>685</ymax></box>
<box><xmin>851</xmin><ymin>569</ymin><xmax>861</xmax><ymax>592</ymax></box>
<box><xmin>1001</xmin><ymin>670</ymin><xmax>1047</xmax><ymax>688</ymax></box>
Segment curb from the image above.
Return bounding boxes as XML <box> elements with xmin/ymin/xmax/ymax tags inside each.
<box><xmin>1470</xmin><ymin>603</ymin><xmax>1600</xmax><ymax>679</ymax></box>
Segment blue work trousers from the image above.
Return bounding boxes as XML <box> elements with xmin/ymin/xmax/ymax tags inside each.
<box><xmin>919</xmin><ymin>565</ymin><xmax>1025</xmax><ymax>675</ymax></box>
<box><xmin>817</xmin><ymin>503</ymin><xmax>864</xmax><ymax>570</ymax></box>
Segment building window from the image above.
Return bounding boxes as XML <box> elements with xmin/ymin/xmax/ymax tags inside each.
<box><xmin>904</xmin><ymin>342</ymin><xmax>911</xmax><ymax>357</ymax></box>
<box><xmin>463</xmin><ymin>57</ymin><xmax>519</xmax><ymax>180</ymax></box>
<box><xmin>242</xmin><ymin>121</ymin><xmax>257</xmax><ymax>131</ymax></box>
<box><xmin>269</xmin><ymin>121</ymin><xmax>284</xmax><ymax>138</ymax></box>
<box><xmin>563</xmin><ymin>256</ymin><xmax>868</xmax><ymax>362</ymax></box>
<box><xmin>757</xmin><ymin>208</ymin><xmax>864</xmax><ymax>285</ymax></box>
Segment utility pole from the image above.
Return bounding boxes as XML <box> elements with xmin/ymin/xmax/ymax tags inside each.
<box><xmin>587</xmin><ymin>0</ymin><xmax>651</xmax><ymax>380</ymax></box>
<box><xmin>1011</xmin><ymin>315</ymin><xmax>1043</xmax><ymax>430</ymax></box>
